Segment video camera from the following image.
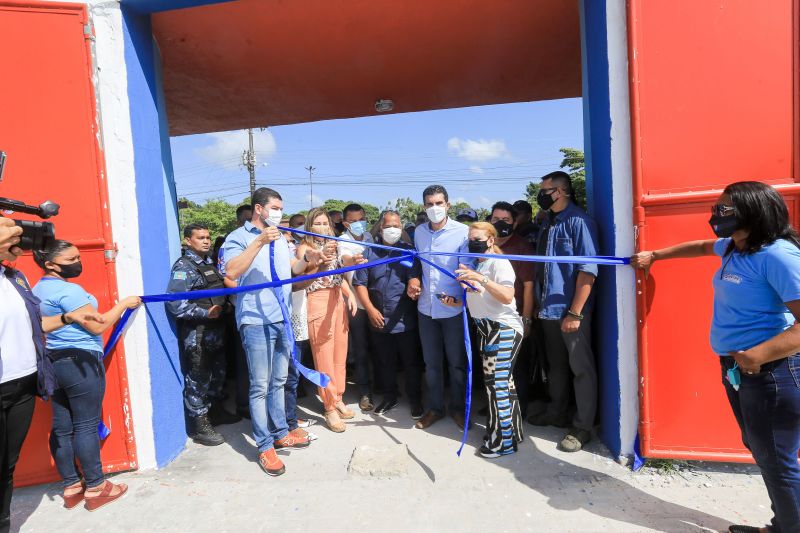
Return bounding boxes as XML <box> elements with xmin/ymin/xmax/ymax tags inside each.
<box><xmin>0</xmin><ymin>151</ymin><xmax>60</xmax><ymax>250</ymax></box>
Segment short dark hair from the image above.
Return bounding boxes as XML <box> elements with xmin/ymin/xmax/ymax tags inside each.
<box><xmin>343</xmin><ymin>203</ymin><xmax>365</xmax><ymax>218</ymax></box>
<box><xmin>252</xmin><ymin>187</ymin><xmax>282</xmax><ymax>208</ymax></box>
<box><xmin>288</xmin><ymin>213</ymin><xmax>305</xmax><ymax>227</ymax></box>
<box><xmin>422</xmin><ymin>184</ymin><xmax>449</xmax><ymax>203</ymax></box>
<box><xmin>491</xmin><ymin>201</ymin><xmax>517</xmax><ymax>221</ymax></box>
<box><xmin>236</xmin><ymin>204</ymin><xmax>252</xmax><ymax>217</ymax></box>
<box><xmin>33</xmin><ymin>240</ymin><xmax>74</xmax><ymax>270</ymax></box>
<box><xmin>183</xmin><ymin>223</ymin><xmax>208</xmax><ymax>238</ymax></box>
<box><xmin>513</xmin><ymin>200</ymin><xmax>532</xmax><ymax>214</ymax></box>
<box><xmin>723</xmin><ymin>181</ymin><xmax>800</xmax><ymax>255</ymax></box>
<box><xmin>540</xmin><ymin>171</ymin><xmax>573</xmax><ymax>196</ymax></box>
<box><xmin>329</xmin><ymin>210</ymin><xmax>342</xmax><ymax>218</ymax></box>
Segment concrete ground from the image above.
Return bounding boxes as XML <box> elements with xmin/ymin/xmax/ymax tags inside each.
<box><xmin>12</xmin><ymin>389</ymin><xmax>771</xmax><ymax>533</ymax></box>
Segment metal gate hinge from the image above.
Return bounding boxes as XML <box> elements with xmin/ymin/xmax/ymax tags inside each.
<box><xmin>84</xmin><ymin>22</ymin><xmax>95</xmax><ymax>41</ymax></box>
<box><xmin>104</xmin><ymin>245</ymin><xmax>118</xmax><ymax>263</ymax></box>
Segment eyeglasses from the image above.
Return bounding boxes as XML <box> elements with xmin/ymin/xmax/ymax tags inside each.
<box><xmin>710</xmin><ymin>204</ymin><xmax>736</xmax><ymax>217</ymax></box>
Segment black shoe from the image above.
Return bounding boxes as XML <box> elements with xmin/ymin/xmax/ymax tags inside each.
<box><xmin>410</xmin><ymin>403</ymin><xmax>424</xmax><ymax>420</ymax></box>
<box><xmin>374</xmin><ymin>398</ymin><xmax>399</xmax><ymax>415</ymax></box>
<box><xmin>190</xmin><ymin>415</ymin><xmax>225</xmax><ymax>446</ymax></box>
<box><xmin>527</xmin><ymin>412</ymin><xmax>569</xmax><ymax>428</ymax></box>
<box><xmin>236</xmin><ymin>407</ymin><xmax>251</xmax><ymax>420</ymax></box>
<box><xmin>208</xmin><ymin>403</ymin><xmax>242</xmax><ymax>426</ymax></box>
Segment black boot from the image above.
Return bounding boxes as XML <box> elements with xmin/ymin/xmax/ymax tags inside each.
<box><xmin>208</xmin><ymin>403</ymin><xmax>241</xmax><ymax>426</ymax></box>
<box><xmin>190</xmin><ymin>415</ymin><xmax>225</xmax><ymax>446</ymax></box>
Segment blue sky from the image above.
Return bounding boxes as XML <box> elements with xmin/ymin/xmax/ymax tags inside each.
<box><xmin>170</xmin><ymin>98</ymin><xmax>583</xmax><ymax>215</ymax></box>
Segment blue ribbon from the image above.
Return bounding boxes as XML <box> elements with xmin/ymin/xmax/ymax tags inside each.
<box><xmin>101</xmin><ymin>225</ymin><xmax>630</xmax><ymax>455</ymax></box>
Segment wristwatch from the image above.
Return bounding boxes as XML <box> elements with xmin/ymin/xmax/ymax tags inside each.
<box><xmin>522</xmin><ymin>317</ymin><xmax>532</xmax><ymax>326</ymax></box>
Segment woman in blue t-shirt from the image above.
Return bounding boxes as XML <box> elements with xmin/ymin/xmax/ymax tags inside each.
<box><xmin>32</xmin><ymin>240</ymin><xmax>140</xmax><ymax>512</ymax></box>
<box><xmin>632</xmin><ymin>181</ymin><xmax>800</xmax><ymax>533</ymax></box>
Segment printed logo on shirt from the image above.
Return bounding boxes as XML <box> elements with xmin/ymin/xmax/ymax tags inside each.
<box><xmin>14</xmin><ymin>277</ymin><xmax>29</xmax><ymax>290</ymax></box>
<box><xmin>722</xmin><ymin>273</ymin><xmax>742</xmax><ymax>284</ymax></box>
<box><xmin>173</xmin><ymin>271</ymin><xmax>187</xmax><ymax>280</ymax></box>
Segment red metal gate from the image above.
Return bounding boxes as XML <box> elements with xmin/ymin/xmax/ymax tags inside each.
<box><xmin>631</xmin><ymin>0</ymin><xmax>800</xmax><ymax>461</ymax></box>
<box><xmin>0</xmin><ymin>1</ymin><xmax>137</xmax><ymax>484</ymax></box>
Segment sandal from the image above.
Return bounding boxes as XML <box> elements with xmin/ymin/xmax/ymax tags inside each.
<box><xmin>62</xmin><ymin>480</ymin><xmax>85</xmax><ymax>510</ymax></box>
<box><xmin>84</xmin><ymin>480</ymin><xmax>128</xmax><ymax>512</ymax></box>
<box><xmin>324</xmin><ymin>410</ymin><xmax>346</xmax><ymax>433</ymax></box>
<box><xmin>335</xmin><ymin>401</ymin><xmax>355</xmax><ymax>420</ymax></box>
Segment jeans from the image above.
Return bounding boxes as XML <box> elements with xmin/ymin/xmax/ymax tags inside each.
<box><xmin>240</xmin><ymin>323</ymin><xmax>290</xmax><ymax>452</ymax></box>
<box><xmin>284</xmin><ymin>354</ymin><xmax>300</xmax><ymax>431</ymax></box>
<box><xmin>49</xmin><ymin>349</ymin><xmax>105</xmax><ymax>488</ymax></box>
<box><xmin>371</xmin><ymin>329</ymin><xmax>422</xmax><ymax>404</ymax></box>
<box><xmin>721</xmin><ymin>356</ymin><xmax>800</xmax><ymax>532</ymax></box>
<box><xmin>349</xmin><ymin>308</ymin><xmax>373</xmax><ymax>396</ymax></box>
<box><xmin>0</xmin><ymin>372</ymin><xmax>36</xmax><ymax>533</ymax></box>
<box><xmin>418</xmin><ymin>312</ymin><xmax>467</xmax><ymax>415</ymax></box>
<box><xmin>540</xmin><ymin>314</ymin><xmax>597</xmax><ymax>430</ymax></box>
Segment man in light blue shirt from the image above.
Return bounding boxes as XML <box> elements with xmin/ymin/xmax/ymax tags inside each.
<box><xmin>407</xmin><ymin>185</ymin><xmax>470</xmax><ymax>430</ymax></box>
<box><xmin>222</xmin><ymin>187</ymin><xmax>326</xmax><ymax>476</ymax></box>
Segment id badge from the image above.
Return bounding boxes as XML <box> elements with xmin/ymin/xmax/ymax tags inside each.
<box><xmin>726</xmin><ymin>365</ymin><xmax>741</xmax><ymax>392</ymax></box>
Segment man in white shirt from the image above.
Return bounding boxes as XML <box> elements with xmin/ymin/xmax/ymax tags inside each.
<box><xmin>338</xmin><ymin>203</ymin><xmax>375</xmax><ymax>411</ymax></box>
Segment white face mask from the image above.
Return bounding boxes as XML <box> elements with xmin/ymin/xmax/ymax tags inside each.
<box><xmin>426</xmin><ymin>205</ymin><xmax>447</xmax><ymax>224</ymax></box>
<box><xmin>382</xmin><ymin>227</ymin><xmax>402</xmax><ymax>245</ymax></box>
<box><xmin>266</xmin><ymin>208</ymin><xmax>283</xmax><ymax>226</ymax></box>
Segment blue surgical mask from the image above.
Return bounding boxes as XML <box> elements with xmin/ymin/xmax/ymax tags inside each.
<box><xmin>348</xmin><ymin>220</ymin><xmax>367</xmax><ymax>237</ymax></box>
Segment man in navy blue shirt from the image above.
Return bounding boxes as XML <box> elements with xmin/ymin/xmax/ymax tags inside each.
<box><xmin>354</xmin><ymin>211</ymin><xmax>423</xmax><ymax>418</ymax></box>
<box><xmin>529</xmin><ymin>171</ymin><xmax>599</xmax><ymax>453</ymax></box>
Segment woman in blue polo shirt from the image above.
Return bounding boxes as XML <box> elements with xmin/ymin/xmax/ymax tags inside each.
<box><xmin>32</xmin><ymin>240</ymin><xmax>140</xmax><ymax>512</ymax></box>
<box><xmin>632</xmin><ymin>181</ymin><xmax>800</xmax><ymax>533</ymax></box>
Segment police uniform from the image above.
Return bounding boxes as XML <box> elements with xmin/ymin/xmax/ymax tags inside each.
<box><xmin>166</xmin><ymin>248</ymin><xmax>227</xmax><ymax>420</ymax></box>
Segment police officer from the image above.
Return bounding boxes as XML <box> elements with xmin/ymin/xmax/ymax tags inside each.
<box><xmin>167</xmin><ymin>223</ymin><xmax>238</xmax><ymax>446</ymax></box>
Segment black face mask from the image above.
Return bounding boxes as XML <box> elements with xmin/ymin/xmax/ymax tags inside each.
<box><xmin>709</xmin><ymin>214</ymin><xmax>741</xmax><ymax>238</ymax></box>
<box><xmin>334</xmin><ymin>222</ymin><xmax>346</xmax><ymax>234</ymax></box>
<box><xmin>536</xmin><ymin>190</ymin><xmax>556</xmax><ymax>211</ymax></box>
<box><xmin>53</xmin><ymin>261</ymin><xmax>83</xmax><ymax>279</ymax></box>
<box><xmin>468</xmin><ymin>239</ymin><xmax>490</xmax><ymax>254</ymax></box>
<box><xmin>492</xmin><ymin>220</ymin><xmax>514</xmax><ymax>238</ymax></box>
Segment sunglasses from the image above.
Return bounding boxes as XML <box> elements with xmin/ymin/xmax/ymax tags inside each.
<box><xmin>710</xmin><ymin>204</ymin><xmax>736</xmax><ymax>217</ymax></box>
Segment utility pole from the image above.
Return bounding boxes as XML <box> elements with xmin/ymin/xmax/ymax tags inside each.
<box><xmin>305</xmin><ymin>165</ymin><xmax>316</xmax><ymax>209</ymax></box>
<box><xmin>242</xmin><ymin>128</ymin><xmax>257</xmax><ymax>201</ymax></box>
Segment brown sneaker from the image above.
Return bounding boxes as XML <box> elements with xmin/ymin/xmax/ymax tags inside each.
<box><xmin>414</xmin><ymin>411</ymin><xmax>444</xmax><ymax>429</ymax></box>
<box><xmin>336</xmin><ymin>401</ymin><xmax>355</xmax><ymax>419</ymax></box>
<box><xmin>358</xmin><ymin>395</ymin><xmax>374</xmax><ymax>412</ymax></box>
<box><xmin>451</xmin><ymin>411</ymin><xmax>469</xmax><ymax>430</ymax></box>
<box><xmin>258</xmin><ymin>448</ymin><xmax>286</xmax><ymax>476</ymax></box>
<box><xmin>84</xmin><ymin>480</ymin><xmax>128</xmax><ymax>512</ymax></box>
<box><xmin>324</xmin><ymin>410</ymin><xmax>346</xmax><ymax>433</ymax></box>
<box><xmin>274</xmin><ymin>433</ymin><xmax>311</xmax><ymax>449</ymax></box>
<box><xmin>289</xmin><ymin>427</ymin><xmax>309</xmax><ymax>439</ymax></box>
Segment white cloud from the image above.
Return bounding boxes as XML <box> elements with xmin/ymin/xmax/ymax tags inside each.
<box><xmin>469</xmin><ymin>166</ymin><xmax>485</xmax><ymax>174</ymax></box>
<box><xmin>195</xmin><ymin>129</ymin><xmax>277</xmax><ymax>164</ymax></box>
<box><xmin>477</xmin><ymin>195</ymin><xmax>492</xmax><ymax>207</ymax></box>
<box><xmin>447</xmin><ymin>137</ymin><xmax>510</xmax><ymax>162</ymax></box>
<box><xmin>454</xmin><ymin>196</ymin><xmax>467</xmax><ymax>204</ymax></box>
<box><xmin>305</xmin><ymin>194</ymin><xmax>323</xmax><ymax>207</ymax></box>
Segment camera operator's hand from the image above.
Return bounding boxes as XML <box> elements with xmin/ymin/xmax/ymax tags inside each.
<box><xmin>0</xmin><ymin>218</ymin><xmax>23</xmax><ymax>261</ymax></box>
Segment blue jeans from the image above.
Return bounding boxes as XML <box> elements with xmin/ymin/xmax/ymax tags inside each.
<box><xmin>285</xmin><ymin>353</ymin><xmax>300</xmax><ymax>431</ymax></box>
<box><xmin>49</xmin><ymin>349</ymin><xmax>105</xmax><ymax>488</ymax></box>
<box><xmin>418</xmin><ymin>312</ymin><xmax>467</xmax><ymax>415</ymax></box>
<box><xmin>721</xmin><ymin>356</ymin><xmax>800</xmax><ymax>532</ymax></box>
<box><xmin>240</xmin><ymin>323</ymin><xmax>290</xmax><ymax>452</ymax></box>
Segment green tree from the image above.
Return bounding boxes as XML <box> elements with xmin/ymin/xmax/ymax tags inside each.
<box><xmin>385</xmin><ymin>197</ymin><xmax>424</xmax><ymax>224</ymax></box>
<box><xmin>525</xmin><ymin>147</ymin><xmax>586</xmax><ymax>212</ymax></box>
<box><xmin>179</xmin><ymin>198</ymin><xmax>242</xmax><ymax>238</ymax></box>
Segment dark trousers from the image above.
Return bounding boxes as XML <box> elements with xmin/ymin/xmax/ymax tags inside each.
<box><xmin>540</xmin><ymin>314</ymin><xmax>597</xmax><ymax>431</ymax></box>
<box><xmin>371</xmin><ymin>329</ymin><xmax>422</xmax><ymax>405</ymax></box>
<box><xmin>284</xmin><ymin>351</ymin><xmax>300</xmax><ymax>431</ymax></box>
<box><xmin>418</xmin><ymin>312</ymin><xmax>467</xmax><ymax>415</ymax></box>
<box><xmin>349</xmin><ymin>308</ymin><xmax>373</xmax><ymax>396</ymax></box>
<box><xmin>49</xmin><ymin>349</ymin><xmax>105</xmax><ymax>489</ymax></box>
<box><xmin>721</xmin><ymin>356</ymin><xmax>800</xmax><ymax>532</ymax></box>
<box><xmin>180</xmin><ymin>323</ymin><xmax>226</xmax><ymax>419</ymax></box>
<box><xmin>0</xmin><ymin>372</ymin><xmax>36</xmax><ymax>533</ymax></box>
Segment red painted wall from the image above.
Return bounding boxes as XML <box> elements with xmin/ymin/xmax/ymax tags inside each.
<box><xmin>0</xmin><ymin>2</ymin><xmax>137</xmax><ymax>485</ymax></box>
<box><xmin>631</xmin><ymin>0</ymin><xmax>800</xmax><ymax>461</ymax></box>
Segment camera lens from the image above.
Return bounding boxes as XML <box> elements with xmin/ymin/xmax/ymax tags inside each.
<box><xmin>13</xmin><ymin>220</ymin><xmax>55</xmax><ymax>251</ymax></box>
